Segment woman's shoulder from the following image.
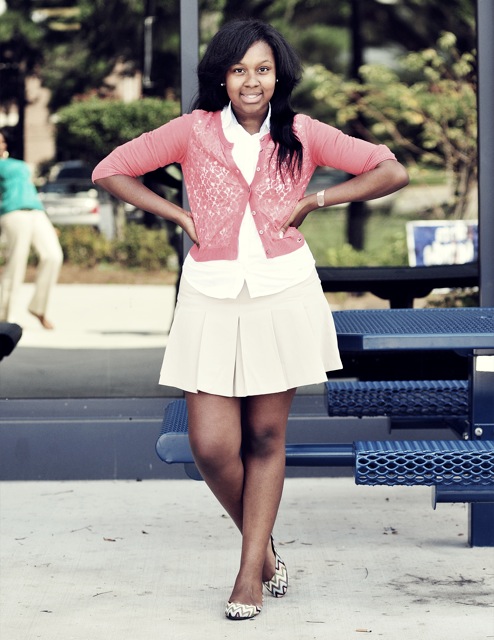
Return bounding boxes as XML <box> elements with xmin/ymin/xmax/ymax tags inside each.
<box><xmin>0</xmin><ymin>156</ymin><xmax>27</xmax><ymax>175</ymax></box>
<box><xmin>293</xmin><ymin>113</ymin><xmax>343</xmax><ymax>145</ymax></box>
<box><xmin>167</xmin><ymin>109</ymin><xmax>220</xmax><ymax>133</ymax></box>
<box><xmin>293</xmin><ymin>113</ymin><xmax>337</xmax><ymax>131</ymax></box>
<box><xmin>189</xmin><ymin>109</ymin><xmax>222</xmax><ymax>127</ymax></box>
<box><xmin>292</xmin><ymin>113</ymin><xmax>319</xmax><ymax>138</ymax></box>
<box><xmin>186</xmin><ymin>109</ymin><xmax>220</xmax><ymax>121</ymax></box>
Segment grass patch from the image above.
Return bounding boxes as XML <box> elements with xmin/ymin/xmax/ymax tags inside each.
<box><xmin>302</xmin><ymin>207</ymin><xmax>413</xmax><ymax>266</ymax></box>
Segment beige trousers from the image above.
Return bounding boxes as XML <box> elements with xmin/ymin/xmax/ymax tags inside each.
<box><xmin>0</xmin><ymin>209</ymin><xmax>63</xmax><ymax>322</ymax></box>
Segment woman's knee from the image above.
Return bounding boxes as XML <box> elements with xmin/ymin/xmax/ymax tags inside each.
<box><xmin>241</xmin><ymin>391</ymin><xmax>293</xmax><ymax>457</ymax></box>
<box><xmin>190</xmin><ymin>431</ymin><xmax>241</xmax><ymax>473</ymax></box>
<box><xmin>243</xmin><ymin>420</ymin><xmax>285</xmax><ymax>457</ymax></box>
<box><xmin>38</xmin><ymin>245</ymin><xmax>63</xmax><ymax>267</ymax></box>
<box><xmin>186</xmin><ymin>392</ymin><xmax>242</xmax><ymax>470</ymax></box>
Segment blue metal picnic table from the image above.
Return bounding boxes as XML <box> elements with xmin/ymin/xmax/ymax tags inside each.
<box><xmin>332</xmin><ymin>306</ymin><xmax>494</xmax><ymax>547</ymax></box>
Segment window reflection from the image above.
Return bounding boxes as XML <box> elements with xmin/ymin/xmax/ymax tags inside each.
<box><xmin>0</xmin><ymin>3</ymin><xmax>479</xmax><ymax>401</ymax></box>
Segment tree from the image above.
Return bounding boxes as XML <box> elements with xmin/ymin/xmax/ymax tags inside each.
<box><xmin>0</xmin><ymin>1</ymin><xmax>47</xmax><ymax>156</ymax></box>
<box><xmin>40</xmin><ymin>0</ymin><xmax>150</xmax><ymax>111</ymax></box>
<box><xmin>303</xmin><ymin>32</ymin><xmax>477</xmax><ymax>219</ymax></box>
<box><xmin>55</xmin><ymin>98</ymin><xmax>180</xmax><ymax>165</ymax></box>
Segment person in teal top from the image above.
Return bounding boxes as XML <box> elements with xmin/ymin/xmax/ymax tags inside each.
<box><xmin>0</xmin><ymin>127</ymin><xmax>63</xmax><ymax>329</ymax></box>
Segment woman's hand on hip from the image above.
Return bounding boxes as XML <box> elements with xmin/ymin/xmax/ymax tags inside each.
<box><xmin>178</xmin><ymin>210</ymin><xmax>199</xmax><ymax>246</ymax></box>
<box><xmin>279</xmin><ymin>194</ymin><xmax>318</xmax><ymax>235</ymax></box>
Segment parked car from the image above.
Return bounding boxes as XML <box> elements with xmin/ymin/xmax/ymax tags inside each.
<box><xmin>38</xmin><ymin>161</ymin><xmax>115</xmax><ymax>238</ymax></box>
<box><xmin>47</xmin><ymin>160</ymin><xmax>93</xmax><ymax>182</ymax></box>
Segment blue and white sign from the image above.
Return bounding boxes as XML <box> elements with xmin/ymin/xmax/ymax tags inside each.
<box><xmin>406</xmin><ymin>220</ymin><xmax>478</xmax><ymax>267</ymax></box>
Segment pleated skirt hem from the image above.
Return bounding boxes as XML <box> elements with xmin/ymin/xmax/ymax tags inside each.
<box><xmin>159</xmin><ymin>270</ymin><xmax>342</xmax><ymax>397</ymax></box>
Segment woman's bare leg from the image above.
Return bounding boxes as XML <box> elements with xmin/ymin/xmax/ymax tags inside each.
<box><xmin>229</xmin><ymin>389</ymin><xmax>295</xmax><ymax>606</ymax></box>
<box><xmin>185</xmin><ymin>389</ymin><xmax>295</xmax><ymax>607</ymax></box>
<box><xmin>185</xmin><ymin>391</ymin><xmax>244</xmax><ymax>528</ymax></box>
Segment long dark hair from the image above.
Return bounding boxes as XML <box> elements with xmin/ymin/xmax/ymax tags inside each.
<box><xmin>193</xmin><ymin>19</ymin><xmax>303</xmax><ymax>180</ymax></box>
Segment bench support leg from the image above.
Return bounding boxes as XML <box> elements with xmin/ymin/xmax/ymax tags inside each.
<box><xmin>468</xmin><ymin>354</ymin><xmax>494</xmax><ymax>547</ymax></box>
<box><xmin>469</xmin><ymin>503</ymin><xmax>494</xmax><ymax>546</ymax></box>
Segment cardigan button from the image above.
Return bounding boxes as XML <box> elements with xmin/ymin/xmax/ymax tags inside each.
<box><xmin>251</xmin><ymin>210</ymin><xmax>256</xmax><ymax>215</ymax></box>
<box><xmin>259</xmin><ymin>230</ymin><xmax>264</xmax><ymax>235</ymax></box>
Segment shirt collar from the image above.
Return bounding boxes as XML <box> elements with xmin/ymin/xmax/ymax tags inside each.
<box><xmin>221</xmin><ymin>102</ymin><xmax>271</xmax><ymax>137</ymax></box>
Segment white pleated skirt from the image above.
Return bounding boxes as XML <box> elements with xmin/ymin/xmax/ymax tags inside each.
<box><xmin>159</xmin><ymin>269</ymin><xmax>342</xmax><ymax>397</ymax></box>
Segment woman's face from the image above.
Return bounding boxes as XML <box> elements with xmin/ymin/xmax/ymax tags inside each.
<box><xmin>225</xmin><ymin>40</ymin><xmax>276</xmax><ymax>129</ymax></box>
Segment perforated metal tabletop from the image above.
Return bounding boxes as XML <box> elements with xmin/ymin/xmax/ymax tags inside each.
<box><xmin>333</xmin><ymin>307</ymin><xmax>494</xmax><ymax>351</ymax></box>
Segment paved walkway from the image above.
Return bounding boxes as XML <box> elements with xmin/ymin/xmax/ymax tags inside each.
<box><xmin>11</xmin><ymin>283</ymin><xmax>176</xmax><ymax>350</ymax></box>
<box><xmin>1</xmin><ymin>478</ymin><xmax>492</xmax><ymax>640</ymax></box>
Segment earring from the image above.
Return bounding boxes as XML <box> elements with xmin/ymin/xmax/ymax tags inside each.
<box><xmin>220</xmin><ymin>83</ymin><xmax>225</xmax><ymax>87</ymax></box>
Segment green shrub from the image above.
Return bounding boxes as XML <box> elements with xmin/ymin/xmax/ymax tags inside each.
<box><xmin>58</xmin><ymin>226</ymin><xmax>112</xmax><ymax>266</ymax></box>
<box><xmin>55</xmin><ymin>98</ymin><xmax>180</xmax><ymax>166</ymax></box>
<box><xmin>113</xmin><ymin>225</ymin><xmax>173</xmax><ymax>270</ymax></box>
<box><xmin>56</xmin><ymin>224</ymin><xmax>174</xmax><ymax>270</ymax></box>
<box><xmin>325</xmin><ymin>236</ymin><xmax>408</xmax><ymax>267</ymax></box>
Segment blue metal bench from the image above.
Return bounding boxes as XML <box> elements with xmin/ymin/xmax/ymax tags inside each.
<box><xmin>156</xmin><ymin>399</ymin><xmax>494</xmax><ymax>505</ymax></box>
<box><xmin>0</xmin><ymin>322</ymin><xmax>22</xmax><ymax>362</ymax></box>
<box><xmin>325</xmin><ymin>379</ymin><xmax>468</xmax><ymax>433</ymax></box>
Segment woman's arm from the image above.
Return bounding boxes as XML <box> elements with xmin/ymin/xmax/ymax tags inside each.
<box><xmin>281</xmin><ymin>159</ymin><xmax>409</xmax><ymax>233</ymax></box>
<box><xmin>95</xmin><ymin>174</ymin><xmax>198</xmax><ymax>245</ymax></box>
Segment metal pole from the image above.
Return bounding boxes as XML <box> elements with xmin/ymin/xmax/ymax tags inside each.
<box><xmin>142</xmin><ymin>0</ymin><xmax>156</xmax><ymax>92</ymax></box>
<box><xmin>180</xmin><ymin>0</ymin><xmax>199</xmax><ymax>114</ymax></box>
<box><xmin>180</xmin><ymin>0</ymin><xmax>198</xmax><ymax>254</ymax></box>
<box><xmin>477</xmin><ymin>0</ymin><xmax>494</xmax><ymax>306</ymax></box>
<box><xmin>470</xmin><ymin>1</ymin><xmax>494</xmax><ymax>543</ymax></box>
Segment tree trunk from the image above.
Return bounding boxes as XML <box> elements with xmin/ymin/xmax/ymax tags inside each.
<box><xmin>346</xmin><ymin>200</ymin><xmax>369</xmax><ymax>251</ymax></box>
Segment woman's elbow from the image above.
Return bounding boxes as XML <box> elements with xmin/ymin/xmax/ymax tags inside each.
<box><xmin>392</xmin><ymin>162</ymin><xmax>410</xmax><ymax>190</ymax></box>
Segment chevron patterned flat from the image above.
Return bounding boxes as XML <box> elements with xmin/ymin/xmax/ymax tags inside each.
<box><xmin>263</xmin><ymin>537</ymin><xmax>288</xmax><ymax>598</ymax></box>
<box><xmin>225</xmin><ymin>600</ymin><xmax>262</xmax><ymax>620</ymax></box>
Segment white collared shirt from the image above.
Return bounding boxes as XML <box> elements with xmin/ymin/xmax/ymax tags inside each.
<box><xmin>182</xmin><ymin>104</ymin><xmax>315</xmax><ymax>298</ymax></box>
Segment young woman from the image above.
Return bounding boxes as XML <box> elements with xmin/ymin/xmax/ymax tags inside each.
<box><xmin>0</xmin><ymin>128</ymin><xmax>63</xmax><ymax>329</ymax></box>
<box><xmin>93</xmin><ymin>19</ymin><xmax>408</xmax><ymax>620</ymax></box>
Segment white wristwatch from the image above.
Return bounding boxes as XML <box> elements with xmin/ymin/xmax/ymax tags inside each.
<box><xmin>316</xmin><ymin>190</ymin><xmax>325</xmax><ymax>207</ymax></box>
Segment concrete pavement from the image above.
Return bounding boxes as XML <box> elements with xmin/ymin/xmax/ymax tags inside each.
<box><xmin>9</xmin><ymin>282</ymin><xmax>176</xmax><ymax>350</ymax></box>
<box><xmin>0</xmin><ymin>282</ymin><xmax>177</xmax><ymax>399</ymax></box>
<box><xmin>1</xmin><ymin>478</ymin><xmax>493</xmax><ymax>640</ymax></box>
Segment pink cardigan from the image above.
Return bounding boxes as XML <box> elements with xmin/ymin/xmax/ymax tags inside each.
<box><xmin>92</xmin><ymin>110</ymin><xmax>396</xmax><ymax>261</ymax></box>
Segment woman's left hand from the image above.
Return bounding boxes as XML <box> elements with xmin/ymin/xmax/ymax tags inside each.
<box><xmin>279</xmin><ymin>195</ymin><xmax>317</xmax><ymax>235</ymax></box>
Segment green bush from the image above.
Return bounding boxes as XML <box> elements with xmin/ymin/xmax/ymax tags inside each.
<box><xmin>325</xmin><ymin>235</ymin><xmax>408</xmax><ymax>268</ymax></box>
<box><xmin>58</xmin><ymin>226</ymin><xmax>112</xmax><ymax>267</ymax></box>
<box><xmin>55</xmin><ymin>98</ymin><xmax>180</xmax><ymax>166</ymax></box>
<box><xmin>56</xmin><ymin>224</ymin><xmax>174</xmax><ymax>270</ymax></box>
<box><xmin>113</xmin><ymin>225</ymin><xmax>173</xmax><ymax>270</ymax></box>
<box><xmin>302</xmin><ymin>209</ymin><xmax>409</xmax><ymax>267</ymax></box>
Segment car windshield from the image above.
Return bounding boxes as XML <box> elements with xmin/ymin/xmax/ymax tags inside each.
<box><xmin>54</xmin><ymin>163</ymin><xmax>93</xmax><ymax>180</ymax></box>
<box><xmin>40</xmin><ymin>180</ymin><xmax>95</xmax><ymax>195</ymax></box>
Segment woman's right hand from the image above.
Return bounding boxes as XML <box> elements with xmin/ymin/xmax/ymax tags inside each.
<box><xmin>179</xmin><ymin>210</ymin><xmax>199</xmax><ymax>247</ymax></box>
